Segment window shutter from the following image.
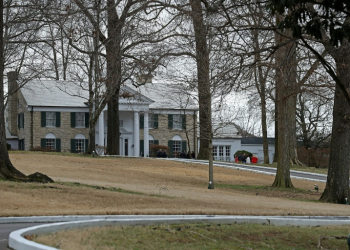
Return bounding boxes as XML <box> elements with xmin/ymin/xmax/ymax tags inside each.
<box><xmin>71</xmin><ymin>112</ymin><xmax>76</xmax><ymax>128</ymax></box>
<box><xmin>56</xmin><ymin>139</ymin><xmax>61</xmax><ymax>152</ymax></box>
<box><xmin>140</xmin><ymin>114</ymin><xmax>144</xmax><ymax>129</ymax></box>
<box><xmin>182</xmin><ymin>115</ymin><xmax>186</xmax><ymax>130</ymax></box>
<box><xmin>168</xmin><ymin>140</ymin><xmax>174</xmax><ymax>157</ymax></box>
<box><xmin>22</xmin><ymin>113</ymin><xmax>24</xmax><ymax>129</ymax></box>
<box><xmin>182</xmin><ymin>141</ymin><xmax>187</xmax><ymax>153</ymax></box>
<box><xmin>85</xmin><ymin>139</ymin><xmax>89</xmax><ymax>152</ymax></box>
<box><xmin>140</xmin><ymin>140</ymin><xmax>144</xmax><ymax>156</ymax></box>
<box><xmin>41</xmin><ymin>112</ymin><xmax>46</xmax><ymax>127</ymax></box>
<box><xmin>41</xmin><ymin>138</ymin><xmax>46</xmax><ymax>148</ymax></box>
<box><xmin>168</xmin><ymin>114</ymin><xmax>173</xmax><ymax>129</ymax></box>
<box><xmin>56</xmin><ymin>112</ymin><xmax>61</xmax><ymax>127</ymax></box>
<box><xmin>85</xmin><ymin>113</ymin><xmax>89</xmax><ymax>128</ymax></box>
<box><xmin>17</xmin><ymin>114</ymin><xmax>20</xmax><ymax>129</ymax></box>
<box><xmin>154</xmin><ymin>114</ymin><xmax>158</xmax><ymax>128</ymax></box>
<box><xmin>71</xmin><ymin>139</ymin><xmax>76</xmax><ymax>153</ymax></box>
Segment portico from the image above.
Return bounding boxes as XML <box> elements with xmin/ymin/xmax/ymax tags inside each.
<box><xmin>96</xmin><ymin>87</ymin><xmax>154</xmax><ymax>156</ymax></box>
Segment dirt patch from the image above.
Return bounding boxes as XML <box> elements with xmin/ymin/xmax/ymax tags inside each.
<box><xmin>1</xmin><ymin>152</ymin><xmax>349</xmax><ymax>216</ymax></box>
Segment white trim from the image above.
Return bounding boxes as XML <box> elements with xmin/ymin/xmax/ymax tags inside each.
<box><xmin>144</xmin><ymin>112</ymin><xmax>149</xmax><ymax>157</ymax></box>
<box><xmin>134</xmin><ymin>112</ymin><xmax>140</xmax><ymax>156</ymax></box>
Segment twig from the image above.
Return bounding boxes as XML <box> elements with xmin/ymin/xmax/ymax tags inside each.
<box><xmin>189</xmin><ymin>231</ymin><xmax>217</xmax><ymax>242</ymax></box>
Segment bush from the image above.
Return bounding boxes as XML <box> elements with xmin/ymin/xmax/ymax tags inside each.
<box><xmin>6</xmin><ymin>143</ymin><xmax>11</xmax><ymax>150</ymax></box>
<box><xmin>30</xmin><ymin>146</ymin><xmax>57</xmax><ymax>152</ymax></box>
<box><xmin>150</xmin><ymin>144</ymin><xmax>169</xmax><ymax>157</ymax></box>
<box><xmin>297</xmin><ymin>147</ymin><xmax>330</xmax><ymax>168</ymax></box>
<box><xmin>234</xmin><ymin>150</ymin><xmax>253</xmax><ymax>158</ymax></box>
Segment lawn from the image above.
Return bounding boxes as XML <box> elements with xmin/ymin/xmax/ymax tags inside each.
<box><xmin>1</xmin><ymin>152</ymin><xmax>349</xmax><ymax>217</ymax></box>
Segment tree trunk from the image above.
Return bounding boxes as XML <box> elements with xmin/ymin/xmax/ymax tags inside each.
<box><xmin>190</xmin><ymin>0</ymin><xmax>211</xmax><ymax>160</ymax></box>
<box><xmin>105</xmin><ymin>0</ymin><xmax>121</xmax><ymax>155</ymax></box>
<box><xmin>0</xmin><ymin>2</ymin><xmax>51</xmax><ymax>183</ymax></box>
<box><xmin>272</xmin><ymin>22</ymin><xmax>296</xmax><ymax>188</ymax></box>
<box><xmin>320</xmin><ymin>40</ymin><xmax>350</xmax><ymax>203</ymax></box>
<box><xmin>273</xmin><ymin>87</ymin><xmax>278</xmax><ymax>163</ymax></box>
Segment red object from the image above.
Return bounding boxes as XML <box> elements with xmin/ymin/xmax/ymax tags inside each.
<box><xmin>251</xmin><ymin>157</ymin><xmax>258</xmax><ymax>163</ymax></box>
<box><xmin>235</xmin><ymin>157</ymin><xmax>238</xmax><ymax>162</ymax></box>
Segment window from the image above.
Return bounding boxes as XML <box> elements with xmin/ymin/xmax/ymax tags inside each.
<box><xmin>226</xmin><ymin>146</ymin><xmax>231</xmax><ymax>159</ymax></box>
<box><xmin>119</xmin><ymin>120</ymin><xmax>123</xmax><ymax>128</ymax></box>
<box><xmin>173</xmin><ymin>141</ymin><xmax>181</xmax><ymax>154</ymax></box>
<box><xmin>213</xmin><ymin>146</ymin><xmax>217</xmax><ymax>156</ymax></box>
<box><xmin>41</xmin><ymin>133</ymin><xmax>61</xmax><ymax>152</ymax></box>
<box><xmin>18</xmin><ymin>113</ymin><xmax>24</xmax><ymax>129</ymax></box>
<box><xmin>219</xmin><ymin>146</ymin><xmax>224</xmax><ymax>156</ymax></box>
<box><xmin>75</xmin><ymin>139</ymin><xmax>85</xmax><ymax>153</ymax></box>
<box><xmin>140</xmin><ymin>113</ymin><xmax>158</xmax><ymax>129</ymax></box>
<box><xmin>71</xmin><ymin>134</ymin><xmax>88</xmax><ymax>153</ymax></box>
<box><xmin>168</xmin><ymin>114</ymin><xmax>186</xmax><ymax>130</ymax></box>
<box><xmin>76</xmin><ymin>112</ymin><xmax>85</xmax><ymax>127</ymax></box>
<box><xmin>46</xmin><ymin>138</ymin><xmax>56</xmax><ymax>150</ymax></box>
<box><xmin>173</xmin><ymin>115</ymin><xmax>182</xmax><ymax>129</ymax></box>
<box><xmin>42</xmin><ymin>112</ymin><xmax>60</xmax><ymax>127</ymax></box>
<box><xmin>46</xmin><ymin>112</ymin><xmax>56</xmax><ymax>127</ymax></box>
<box><xmin>71</xmin><ymin>112</ymin><xmax>88</xmax><ymax>128</ymax></box>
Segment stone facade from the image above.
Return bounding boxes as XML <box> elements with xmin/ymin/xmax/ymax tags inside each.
<box><xmin>140</xmin><ymin>112</ymin><xmax>197</xmax><ymax>155</ymax></box>
<box><xmin>16</xmin><ymin>90</ymin><xmax>89</xmax><ymax>152</ymax></box>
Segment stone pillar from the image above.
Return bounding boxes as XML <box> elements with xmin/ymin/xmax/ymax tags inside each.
<box><xmin>98</xmin><ymin>111</ymin><xmax>104</xmax><ymax>147</ymax></box>
<box><xmin>144</xmin><ymin>112</ymin><xmax>149</xmax><ymax>157</ymax></box>
<box><xmin>134</xmin><ymin>111</ymin><xmax>140</xmax><ymax>156</ymax></box>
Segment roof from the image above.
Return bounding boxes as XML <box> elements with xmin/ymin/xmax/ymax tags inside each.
<box><xmin>241</xmin><ymin>137</ymin><xmax>275</xmax><ymax>145</ymax></box>
<box><xmin>5</xmin><ymin>122</ymin><xmax>17</xmax><ymax>139</ymax></box>
<box><xmin>20</xmin><ymin>79</ymin><xmax>153</xmax><ymax>107</ymax></box>
<box><xmin>128</xmin><ymin>81</ymin><xmax>198</xmax><ymax>110</ymax></box>
<box><xmin>213</xmin><ymin>124</ymin><xmax>241</xmax><ymax>139</ymax></box>
<box><xmin>21</xmin><ymin>80</ymin><xmax>89</xmax><ymax>107</ymax></box>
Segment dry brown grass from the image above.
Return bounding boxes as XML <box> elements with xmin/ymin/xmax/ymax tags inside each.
<box><xmin>1</xmin><ymin>152</ymin><xmax>349</xmax><ymax>217</ymax></box>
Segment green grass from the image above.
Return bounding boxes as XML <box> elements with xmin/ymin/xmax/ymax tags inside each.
<box><xmin>33</xmin><ymin>223</ymin><xmax>350</xmax><ymax>250</ymax></box>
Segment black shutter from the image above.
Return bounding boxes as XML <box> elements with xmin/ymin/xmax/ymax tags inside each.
<box><xmin>168</xmin><ymin>114</ymin><xmax>173</xmax><ymax>129</ymax></box>
<box><xmin>182</xmin><ymin>141</ymin><xmax>187</xmax><ymax>153</ymax></box>
<box><xmin>140</xmin><ymin>140</ymin><xmax>144</xmax><ymax>156</ymax></box>
<box><xmin>56</xmin><ymin>112</ymin><xmax>60</xmax><ymax>127</ymax></box>
<box><xmin>85</xmin><ymin>113</ymin><xmax>89</xmax><ymax>128</ymax></box>
<box><xmin>22</xmin><ymin>113</ymin><xmax>24</xmax><ymax>128</ymax></box>
<box><xmin>17</xmin><ymin>114</ymin><xmax>20</xmax><ymax>129</ymax></box>
<box><xmin>168</xmin><ymin>140</ymin><xmax>174</xmax><ymax>157</ymax></box>
<box><xmin>56</xmin><ymin>139</ymin><xmax>61</xmax><ymax>152</ymax></box>
<box><xmin>154</xmin><ymin>114</ymin><xmax>158</xmax><ymax>128</ymax></box>
<box><xmin>41</xmin><ymin>112</ymin><xmax>46</xmax><ymax>127</ymax></box>
<box><xmin>41</xmin><ymin>138</ymin><xmax>46</xmax><ymax>148</ymax></box>
<box><xmin>140</xmin><ymin>114</ymin><xmax>144</xmax><ymax>129</ymax></box>
<box><xmin>71</xmin><ymin>139</ymin><xmax>76</xmax><ymax>153</ymax></box>
<box><xmin>71</xmin><ymin>112</ymin><xmax>76</xmax><ymax>128</ymax></box>
<box><xmin>182</xmin><ymin>115</ymin><xmax>186</xmax><ymax>130</ymax></box>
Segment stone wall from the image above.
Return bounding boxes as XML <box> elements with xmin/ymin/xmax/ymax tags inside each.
<box><xmin>16</xmin><ymin>91</ymin><xmax>89</xmax><ymax>152</ymax></box>
<box><xmin>140</xmin><ymin>113</ymin><xmax>197</xmax><ymax>153</ymax></box>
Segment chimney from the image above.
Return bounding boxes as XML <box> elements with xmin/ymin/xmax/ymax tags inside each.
<box><xmin>7</xmin><ymin>71</ymin><xmax>18</xmax><ymax>136</ymax></box>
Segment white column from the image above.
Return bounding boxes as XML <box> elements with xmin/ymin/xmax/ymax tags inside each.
<box><xmin>144</xmin><ymin>112</ymin><xmax>149</xmax><ymax>157</ymax></box>
<box><xmin>98</xmin><ymin>111</ymin><xmax>104</xmax><ymax>147</ymax></box>
<box><xmin>134</xmin><ymin>111</ymin><xmax>140</xmax><ymax>156</ymax></box>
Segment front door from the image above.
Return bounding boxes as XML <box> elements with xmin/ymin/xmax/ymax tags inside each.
<box><xmin>124</xmin><ymin>139</ymin><xmax>128</xmax><ymax>156</ymax></box>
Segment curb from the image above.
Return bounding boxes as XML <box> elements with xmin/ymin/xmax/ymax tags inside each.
<box><xmin>7</xmin><ymin>215</ymin><xmax>350</xmax><ymax>250</ymax></box>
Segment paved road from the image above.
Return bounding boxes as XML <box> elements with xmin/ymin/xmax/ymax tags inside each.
<box><xmin>2</xmin><ymin>161</ymin><xmax>327</xmax><ymax>249</ymax></box>
<box><xmin>0</xmin><ymin>223</ymin><xmax>45</xmax><ymax>249</ymax></box>
<box><xmin>167</xmin><ymin>158</ymin><xmax>328</xmax><ymax>182</ymax></box>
